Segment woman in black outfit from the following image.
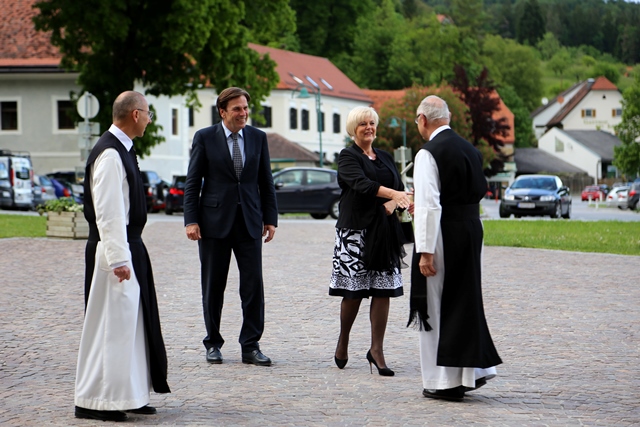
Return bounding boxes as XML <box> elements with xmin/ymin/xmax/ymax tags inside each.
<box><xmin>330</xmin><ymin>106</ymin><xmax>411</xmax><ymax>376</ymax></box>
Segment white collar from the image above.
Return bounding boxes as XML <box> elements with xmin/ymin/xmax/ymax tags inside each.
<box><xmin>221</xmin><ymin>122</ymin><xmax>244</xmax><ymax>140</ymax></box>
<box><xmin>108</xmin><ymin>124</ymin><xmax>134</xmax><ymax>151</ymax></box>
<box><xmin>429</xmin><ymin>125</ymin><xmax>451</xmax><ymax>141</ymax></box>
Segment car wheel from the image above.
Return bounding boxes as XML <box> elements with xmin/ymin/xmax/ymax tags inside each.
<box><xmin>561</xmin><ymin>202</ymin><xmax>571</xmax><ymax>219</ymax></box>
<box><xmin>165</xmin><ymin>205</ymin><xmax>173</xmax><ymax>215</ymax></box>
<box><xmin>498</xmin><ymin>204</ymin><xmax>509</xmax><ymax>218</ymax></box>
<box><xmin>310</xmin><ymin>213</ymin><xmax>328</xmax><ymax>220</ymax></box>
<box><xmin>550</xmin><ymin>202</ymin><xmax>561</xmax><ymax>218</ymax></box>
<box><xmin>329</xmin><ymin>199</ymin><xmax>340</xmax><ymax>219</ymax></box>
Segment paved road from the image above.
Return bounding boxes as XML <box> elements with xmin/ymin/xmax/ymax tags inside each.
<box><xmin>1</xmin><ymin>219</ymin><xmax>639</xmax><ymax>426</ymax></box>
<box><xmin>481</xmin><ymin>196</ymin><xmax>640</xmax><ymax>221</ymax></box>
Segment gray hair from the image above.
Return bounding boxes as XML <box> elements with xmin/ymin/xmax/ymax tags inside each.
<box><xmin>417</xmin><ymin>95</ymin><xmax>450</xmax><ymax>123</ymax></box>
<box><xmin>345</xmin><ymin>106</ymin><xmax>379</xmax><ymax>138</ymax></box>
<box><xmin>112</xmin><ymin>91</ymin><xmax>145</xmax><ymax>121</ymax></box>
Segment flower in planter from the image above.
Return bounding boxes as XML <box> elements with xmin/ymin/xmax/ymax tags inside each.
<box><xmin>37</xmin><ymin>197</ymin><xmax>84</xmax><ymax>215</ymax></box>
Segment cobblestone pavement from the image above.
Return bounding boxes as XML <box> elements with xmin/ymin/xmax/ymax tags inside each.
<box><xmin>1</xmin><ymin>218</ymin><xmax>639</xmax><ymax>426</ymax></box>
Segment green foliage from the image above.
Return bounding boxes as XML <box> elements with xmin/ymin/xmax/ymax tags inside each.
<box><xmin>36</xmin><ymin>197</ymin><xmax>84</xmax><ymax>215</ymax></box>
<box><xmin>33</xmin><ymin>0</ymin><xmax>288</xmax><ymax>157</ymax></box>
<box><xmin>516</xmin><ymin>0</ymin><xmax>545</xmax><ymax>46</ymax></box>
<box><xmin>481</xmin><ymin>35</ymin><xmax>543</xmax><ymax>111</ymax></box>
<box><xmin>0</xmin><ymin>215</ymin><xmax>47</xmax><ymax>239</ymax></box>
<box><xmin>536</xmin><ymin>32</ymin><xmax>561</xmax><ymax>61</ymax></box>
<box><xmin>547</xmin><ymin>48</ymin><xmax>572</xmax><ymax>83</ymax></box>
<box><xmin>590</xmin><ymin>62</ymin><xmax>622</xmax><ymax>85</ymax></box>
<box><xmin>497</xmin><ymin>86</ymin><xmax>535</xmax><ymax>148</ymax></box>
<box><xmin>613</xmin><ymin>71</ymin><xmax>640</xmax><ymax>177</ymax></box>
<box><xmin>483</xmin><ymin>220</ymin><xmax>640</xmax><ymax>256</ymax></box>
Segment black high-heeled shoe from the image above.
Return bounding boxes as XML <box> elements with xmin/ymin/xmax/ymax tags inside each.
<box><xmin>366</xmin><ymin>350</ymin><xmax>394</xmax><ymax>376</ymax></box>
<box><xmin>334</xmin><ymin>355</ymin><xmax>348</xmax><ymax>369</ymax></box>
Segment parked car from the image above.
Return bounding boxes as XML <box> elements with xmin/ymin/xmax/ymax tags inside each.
<box><xmin>581</xmin><ymin>185</ymin><xmax>604</xmax><ymax>202</ymax></box>
<box><xmin>140</xmin><ymin>170</ymin><xmax>166</xmax><ymax>213</ymax></box>
<box><xmin>499</xmin><ymin>174</ymin><xmax>571</xmax><ymax>219</ymax></box>
<box><xmin>0</xmin><ymin>149</ymin><xmax>34</xmax><ymax>210</ymax></box>
<box><xmin>628</xmin><ymin>181</ymin><xmax>640</xmax><ymax>210</ymax></box>
<box><xmin>47</xmin><ymin>171</ymin><xmax>84</xmax><ymax>202</ymax></box>
<box><xmin>605</xmin><ymin>186</ymin><xmax>629</xmax><ymax>209</ymax></box>
<box><xmin>32</xmin><ymin>174</ymin><xmax>57</xmax><ymax>208</ymax></box>
<box><xmin>272</xmin><ymin>167</ymin><xmax>341</xmax><ymax>219</ymax></box>
<box><xmin>164</xmin><ymin>175</ymin><xmax>186</xmax><ymax>215</ymax></box>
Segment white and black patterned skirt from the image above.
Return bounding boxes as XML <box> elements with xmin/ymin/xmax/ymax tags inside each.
<box><xmin>329</xmin><ymin>228</ymin><xmax>404</xmax><ymax>299</ymax></box>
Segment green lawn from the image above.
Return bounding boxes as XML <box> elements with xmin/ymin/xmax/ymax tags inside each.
<box><xmin>483</xmin><ymin>220</ymin><xmax>640</xmax><ymax>256</ymax></box>
<box><xmin>0</xmin><ymin>214</ymin><xmax>46</xmax><ymax>238</ymax></box>
<box><xmin>2</xmin><ymin>213</ymin><xmax>639</xmax><ymax>256</ymax></box>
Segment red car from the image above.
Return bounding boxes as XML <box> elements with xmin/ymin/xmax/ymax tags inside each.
<box><xmin>581</xmin><ymin>185</ymin><xmax>604</xmax><ymax>201</ymax></box>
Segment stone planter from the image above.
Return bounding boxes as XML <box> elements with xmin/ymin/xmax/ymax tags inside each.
<box><xmin>46</xmin><ymin>211</ymin><xmax>88</xmax><ymax>239</ymax></box>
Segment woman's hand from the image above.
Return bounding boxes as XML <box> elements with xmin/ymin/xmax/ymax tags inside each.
<box><xmin>391</xmin><ymin>190</ymin><xmax>411</xmax><ymax>210</ymax></box>
<box><xmin>383</xmin><ymin>200</ymin><xmax>396</xmax><ymax>216</ymax></box>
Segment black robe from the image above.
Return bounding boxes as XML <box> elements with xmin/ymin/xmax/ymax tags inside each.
<box><xmin>84</xmin><ymin>132</ymin><xmax>170</xmax><ymax>393</ymax></box>
<box><xmin>418</xmin><ymin>129</ymin><xmax>502</xmax><ymax>369</ymax></box>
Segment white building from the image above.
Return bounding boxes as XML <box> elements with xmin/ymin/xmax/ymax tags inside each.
<box><xmin>0</xmin><ymin>1</ymin><xmax>371</xmax><ymax>182</ymax></box>
<box><xmin>530</xmin><ymin>76</ymin><xmax>623</xmax><ymax>139</ymax></box>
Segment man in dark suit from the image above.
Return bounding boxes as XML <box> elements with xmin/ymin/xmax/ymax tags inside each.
<box><xmin>409</xmin><ymin>95</ymin><xmax>501</xmax><ymax>401</ymax></box>
<box><xmin>183</xmin><ymin>87</ymin><xmax>278</xmax><ymax>366</ymax></box>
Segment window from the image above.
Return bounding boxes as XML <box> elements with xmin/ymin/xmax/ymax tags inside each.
<box><xmin>211</xmin><ymin>106</ymin><xmax>221</xmax><ymax>125</ymax></box>
<box><xmin>252</xmin><ymin>106</ymin><xmax>272</xmax><ymax>128</ymax></box>
<box><xmin>319</xmin><ymin>112</ymin><xmax>325</xmax><ymax>133</ymax></box>
<box><xmin>581</xmin><ymin>109</ymin><xmax>596</xmax><ymax>118</ymax></box>
<box><xmin>274</xmin><ymin>170</ymin><xmax>303</xmax><ymax>187</ymax></box>
<box><xmin>301</xmin><ymin>109</ymin><xmax>309</xmax><ymax>130</ymax></box>
<box><xmin>171</xmin><ymin>108</ymin><xmax>179</xmax><ymax>135</ymax></box>
<box><xmin>307</xmin><ymin>170</ymin><xmax>333</xmax><ymax>185</ymax></box>
<box><xmin>188</xmin><ymin>106</ymin><xmax>194</xmax><ymax>127</ymax></box>
<box><xmin>333</xmin><ymin>113</ymin><xmax>341</xmax><ymax>133</ymax></box>
<box><xmin>57</xmin><ymin>100</ymin><xmax>76</xmax><ymax>130</ymax></box>
<box><xmin>289</xmin><ymin>108</ymin><xmax>298</xmax><ymax>129</ymax></box>
<box><xmin>612</xmin><ymin>108</ymin><xmax>622</xmax><ymax>117</ymax></box>
<box><xmin>1</xmin><ymin>101</ymin><xmax>18</xmax><ymax>131</ymax></box>
<box><xmin>555</xmin><ymin>137</ymin><xmax>564</xmax><ymax>152</ymax></box>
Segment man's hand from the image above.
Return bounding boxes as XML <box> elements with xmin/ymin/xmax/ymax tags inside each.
<box><xmin>186</xmin><ymin>224</ymin><xmax>201</xmax><ymax>241</ymax></box>
<box><xmin>113</xmin><ymin>265</ymin><xmax>131</xmax><ymax>282</ymax></box>
<box><xmin>263</xmin><ymin>224</ymin><xmax>276</xmax><ymax>243</ymax></box>
<box><xmin>419</xmin><ymin>253</ymin><xmax>437</xmax><ymax>277</ymax></box>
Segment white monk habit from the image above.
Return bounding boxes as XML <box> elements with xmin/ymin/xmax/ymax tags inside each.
<box><xmin>75</xmin><ymin>125</ymin><xmax>151</xmax><ymax>410</ymax></box>
<box><xmin>413</xmin><ymin>125</ymin><xmax>497</xmax><ymax>390</ymax></box>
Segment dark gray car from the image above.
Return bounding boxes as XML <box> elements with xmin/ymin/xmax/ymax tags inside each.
<box><xmin>499</xmin><ymin>174</ymin><xmax>571</xmax><ymax>219</ymax></box>
<box><xmin>272</xmin><ymin>167</ymin><xmax>341</xmax><ymax>219</ymax></box>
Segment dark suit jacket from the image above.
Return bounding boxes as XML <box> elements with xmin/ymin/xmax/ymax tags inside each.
<box><xmin>183</xmin><ymin>123</ymin><xmax>278</xmax><ymax>239</ymax></box>
<box><xmin>335</xmin><ymin>144</ymin><xmax>404</xmax><ymax>230</ymax></box>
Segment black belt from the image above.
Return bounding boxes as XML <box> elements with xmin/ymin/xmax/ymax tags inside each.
<box><xmin>441</xmin><ymin>203</ymin><xmax>480</xmax><ymax>221</ymax></box>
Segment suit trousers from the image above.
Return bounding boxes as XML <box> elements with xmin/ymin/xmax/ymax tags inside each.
<box><xmin>198</xmin><ymin>206</ymin><xmax>265</xmax><ymax>353</ymax></box>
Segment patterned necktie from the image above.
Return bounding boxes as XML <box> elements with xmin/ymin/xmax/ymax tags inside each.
<box><xmin>231</xmin><ymin>132</ymin><xmax>243</xmax><ymax>179</ymax></box>
<box><xmin>130</xmin><ymin>147</ymin><xmax>141</xmax><ymax>173</ymax></box>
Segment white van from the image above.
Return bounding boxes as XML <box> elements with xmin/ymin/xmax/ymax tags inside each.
<box><xmin>0</xmin><ymin>150</ymin><xmax>34</xmax><ymax>210</ymax></box>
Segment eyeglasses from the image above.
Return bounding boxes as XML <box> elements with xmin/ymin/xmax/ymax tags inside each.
<box><xmin>414</xmin><ymin>114</ymin><xmax>423</xmax><ymax>125</ymax></box>
<box><xmin>135</xmin><ymin>109</ymin><xmax>154</xmax><ymax>120</ymax></box>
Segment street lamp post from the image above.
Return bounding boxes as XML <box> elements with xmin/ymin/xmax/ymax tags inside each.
<box><xmin>292</xmin><ymin>84</ymin><xmax>323</xmax><ymax>168</ymax></box>
<box><xmin>388</xmin><ymin>116</ymin><xmax>411</xmax><ymax>188</ymax></box>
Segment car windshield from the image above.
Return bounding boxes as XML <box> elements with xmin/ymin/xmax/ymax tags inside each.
<box><xmin>173</xmin><ymin>176</ymin><xmax>186</xmax><ymax>188</ymax></box>
<box><xmin>512</xmin><ymin>177</ymin><xmax>557</xmax><ymax>190</ymax></box>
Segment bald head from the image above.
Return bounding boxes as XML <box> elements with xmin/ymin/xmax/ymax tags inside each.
<box><xmin>417</xmin><ymin>95</ymin><xmax>450</xmax><ymax>125</ymax></box>
<box><xmin>112</xmin><ymin>91</ymin><xmax>146</xmax><ymax>122</ymax></box>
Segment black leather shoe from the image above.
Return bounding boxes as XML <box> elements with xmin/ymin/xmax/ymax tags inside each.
<box><xmin>242</xmin><ymin>349</ymin><xmax>272</xmax><ymax>366</ymax></box>
<box><xmin>422</xmin><ymin>386</ymin><xmax>465</xmax><ymax>402</ymax></box>
<box><xmin>126</xmin><ymin>405</ymin><xmax>157</xmax><ymax>414</ymax></box>
<box><xmin>206</xmin><ymin>347</ymin><xmax>223</xmax><ymax>364</ymax></box>
<box><xmin>75</xmin><ymin>406</ymin><xmax>128</xmax><ymax>421</ymax></box>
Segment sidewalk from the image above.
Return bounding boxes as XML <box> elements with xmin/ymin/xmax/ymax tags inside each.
<box><xmin>1</xmin><ymin>219</ymin><xmax>639</xmax><ymax>426</ymax></box>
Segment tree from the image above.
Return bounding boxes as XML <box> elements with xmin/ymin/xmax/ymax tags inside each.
<box><xmin>517</xmin><ymin>0</ymin><xmax>545</xmax><ymax>46</ymax></box>
<box><xmin>33</xmin><ymin>0</ymin><xmax>291</xmax><ymax>156</ymax></box>
<box><xmin>536</xmin><ymin>32</ymin><xmax>561</xmax><ymax>61</ymax></box>
<box><xmin>450</xmin><ymin>65</ymin><xmax>511</xmax><ymax>175</ymax></box>
<box><xmin>590</xmin><ymin>62</ymin><xmax>622</xmax><ymax>85</ymax></box>
<box><xmin>375</xmin><ymin>85</ymin><xmax>472</xmax><ymax>161</ymax></box>
<box><xmin>613</xmin><ymin>69</ymin><xmax>640</xmax><ymax>178</ymax></box>
<box><xmin>497</xmin><ymin>85</ymin><xmax>535</xmax><ymax>148</ymax></box>
<box><xmin>547</xmin><ymin>48</ymin><xmax>572</xmax><ymax>86</ymax></box>
<box><xmin>481</xmin><ymin>35</ymin><xmax>543</xmax><ymax>111</ymax></box>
